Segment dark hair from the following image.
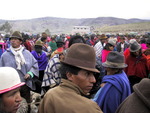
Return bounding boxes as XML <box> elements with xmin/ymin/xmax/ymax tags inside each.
<box><xmin>103</xmin><ymin>43</ymin><xmax>114</xmax><ymax>50</ymax></box>
<box><xmin>56</xmin><ymin>42</ymin><xmax>64</xmax><ymax>48</ymax></box>
<box><xmin>68</xmin><ymin>35</ymin><xmax>85</xmax><ymax>47</ymax></box>
<box><xmin>140</xmin><ymin>38</ymin><xmax>146</xmax><ymax>44</ymax></box>
<box><xmin>0</xmin><ymin>94</ymin><xmax>7</xmax><ymax>113</ymax></box>
<box><xmin>34</xmin><ymin>45</ymin><xmax>42</xmax><ymax>53</ymax></box>
<box><xmin>41</xmin><ymin>37</ymin><xmax>47</xmax><ymax>42</ymax></box>
<box><xmin>59</xmin><ymin>63</ymin><xmax>81</xmax><ymax>79</ymax></box>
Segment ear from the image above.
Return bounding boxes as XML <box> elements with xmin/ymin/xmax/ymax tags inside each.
<box><xmin>66</xmin><ymin>72</ymin><xmax>74</xmax><ymax>81</ymax></box>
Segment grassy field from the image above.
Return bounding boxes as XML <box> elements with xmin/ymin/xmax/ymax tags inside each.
<box><xmin>95</xmin><ymin>22</ymin><xmax>150</xmax><ymax>34</ymax></box>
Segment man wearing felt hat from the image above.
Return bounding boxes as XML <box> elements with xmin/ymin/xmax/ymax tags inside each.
<box><xmin>93</xmin><ymin>51</ymin><xmax>131</xmax><ymax>113</ymax></box>
<box><xmin>38</xmin><ymin>43</ymin><xmax>103</xmax><ymax>113</ymax></box>
<box><xmin>94</xmin><ymin>34</ymin><xmax>108</xmax><ymax>58</ymax></box>
<box><xmin>0</xmin><ymin>31</ymin><xmax>39</xmax><ymax>112</ymax></box>
<box><xmin>125</xmin><ymin>40</ymin><xmax>149</xmax><ymax>92</ymax></box>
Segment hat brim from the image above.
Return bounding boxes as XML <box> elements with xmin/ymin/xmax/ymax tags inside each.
<box><xmin>0</xmin><ymin>82</ymin><xmax>25</xmax><ymax>94</ymax></box>
<box><xmin>10</xmin><ymin>36</ymin><xmax>23</xmax><ymax>41</ymax></box>
<box><xmin>102</xmin><ymin>62</ymin><xmax>128</xmax><ymax>68</ymax></box>
<box><xmin>129</xmin><ymin>46</ymin><xmax>141</xmax><ymax>52</ymax></box>
<box><xmin>61</xmin><ymin>61</ymin><xmax>100</xmax><ymax>73</ymax></box>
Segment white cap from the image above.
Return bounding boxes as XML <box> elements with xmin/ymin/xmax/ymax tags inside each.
<box><xmin>108</xmin><ymin>38</ymin><xmax>117</xmax><ymax>46</ymax></box>
<box><xmin>0</xmin><ymin>67</ymin><xmax>25</xmax><ymax>94</ymax></box>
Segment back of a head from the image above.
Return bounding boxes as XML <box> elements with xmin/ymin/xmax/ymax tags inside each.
<box><xmin>68</xmin><ymin>35</ymin><xmax>85</xmax><ymax>47</ymax></box>
<box><xmin>0</xmin><ymin>67</ymin><xmax>25</xmax><ymax>94</ymax></box>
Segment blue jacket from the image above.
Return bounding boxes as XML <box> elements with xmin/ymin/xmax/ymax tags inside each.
<box><xmin>93</xmin><ymin>71</ymin><xmax>131</xmax><ymax>113</ymax></box>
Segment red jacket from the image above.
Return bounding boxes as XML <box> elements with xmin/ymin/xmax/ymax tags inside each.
<box><xmin>125</xmin><ymin>54</ymin><xmax>149</xmax><ymax>78</ymax></box>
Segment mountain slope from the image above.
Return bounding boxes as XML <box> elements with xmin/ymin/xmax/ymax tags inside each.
<box><xmin>0</xmin><ymin>17</ymin><xmax>150</xmax><ymax>34</ymax></box>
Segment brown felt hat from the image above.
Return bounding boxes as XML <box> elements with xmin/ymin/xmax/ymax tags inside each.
<box><xmin>61</xmin><ymin>43</ymin><xmax>99</xmax><ymax>73</ymax></box>
<box><xmin>35</xmin><ymin>40</ymin><xmax>43</xmax><ymax>46</ymax></box>
<box><xmin>102</xmin><ymin>51</ymin><xmax>127</xmax><ymax>68</ymax></box>
<box><xmin>10</xmin><ymin>31</ymin><xmax>23</xmax><ymax>41</ymax></box>
<box><xmin>100</xmin><ymin>34</ymin><xmax>107</xmax><ymax>40</ymax></box>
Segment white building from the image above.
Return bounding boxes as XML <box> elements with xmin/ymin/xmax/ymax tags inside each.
<box><xmin>72</xmin><ymin>26</ymin><xmax>91</xmax><ymax>35</ymax></box>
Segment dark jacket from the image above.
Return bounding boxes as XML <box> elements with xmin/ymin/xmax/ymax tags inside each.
<box><xmin>116</xmin><ymin>78</ymin><xmax>150</xmax><ymax>113</ymax></box>
<box><xmin>116</xmin><ymin>42</ymin><xmax>129</xmax><ymax>52</ymax></box>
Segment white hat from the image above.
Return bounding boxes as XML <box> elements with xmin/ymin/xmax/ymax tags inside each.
<box><xmin>108</xmin><ymin>38</ymin><xmax>117</xmax><ymax>46</ymax></box>
<box><xmin>0</xmin><ymin>67</ymin><xmax>25</xmax><ymax>94</ymax></box>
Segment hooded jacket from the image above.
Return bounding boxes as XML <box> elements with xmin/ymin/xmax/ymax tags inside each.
<box><xmin>116</xmin><ymin>78</ymin><xmax>150</xmax><ymax>113</ymax></box>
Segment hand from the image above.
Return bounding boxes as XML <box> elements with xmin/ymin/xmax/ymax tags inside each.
<box><xmin>24</xmin><ymin>74</ymin><xmax>30</xmax><ymax>80</ymax></box>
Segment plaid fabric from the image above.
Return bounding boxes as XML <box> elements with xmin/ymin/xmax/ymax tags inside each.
<box><xmin>42</xmin><ymin>54</ymin><xmax>61</xmax><ymax>87</ymax></box>
<box><xmin>94</xmin><ymin>41</ymin><xmax>103</xmax><ymax>57</ymax></box>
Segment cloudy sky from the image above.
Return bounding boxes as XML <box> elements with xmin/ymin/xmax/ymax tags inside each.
<box><xmin>1</xmin><ymin>0</ymin><xmax>150</xmax><ymax>20</ymax></box>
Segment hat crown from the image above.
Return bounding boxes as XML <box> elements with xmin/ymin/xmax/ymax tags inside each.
<box><xmin>62</xmin><ymin>43</ymin><xmax>99</xmax><ymax>73</ymax></box>
<box><xmin>107</xmin><ymin>51</ymin><xmax>124</xmax><ymax>63</ymax></box>
<box><xmin>102</xmin><ymin>51</ymin><xmax>127</xmax><ymax>68</ymax></box>
<box><xmin>108</xmin><ymin>38</ymin><xmax>117</xmax><ymax>46</ymax></box>
<box><xmin>11</xmin><ymin>31</ymin><xmax>23</xmax><ymax>40</ymax></box>
<box><xmin>0</xmin><ymin>67</ymin><xmax>24</xmax><ymax>94</ymax></box>
<box><xmin>129</xmin><ymin>41</ymin><xmax>141</xmax><ymax>52</ymax></box>
<box><xmin>35</xmin><ymin>40</ymin><xmax>43</xmax><ymax>46</ymax></box>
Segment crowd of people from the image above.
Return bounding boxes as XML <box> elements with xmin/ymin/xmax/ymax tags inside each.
<box><xmin>0</xmin><ymin>31</ymin><xmax>150</xmax><ymax>113</ymax></box>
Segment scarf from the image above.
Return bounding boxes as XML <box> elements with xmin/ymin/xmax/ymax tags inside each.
<box><xmin>10</xmin><ymin>45</ymin><xmax>26</xmax><ymax>70</ymax></box>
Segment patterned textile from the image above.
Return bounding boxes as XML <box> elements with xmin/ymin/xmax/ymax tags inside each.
<box><xmin>42</xmin><ymin>54</ymin><xmax>61</xmax><ymax>87</ymax></box>
<box><xmin>94</xmin><ymin>41</ymin><xmax>104</xmax><ymax>58</ymax></box>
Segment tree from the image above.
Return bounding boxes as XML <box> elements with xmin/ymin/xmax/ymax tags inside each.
<box><xmin>45</xmin><ymin>29</ymin><xmax>51</xmax><ymax>36</ymax></box>
<box><xmin>0</xmin><ymin>21</ymin><xmax>12</xmax><ymax>33</ymax></box>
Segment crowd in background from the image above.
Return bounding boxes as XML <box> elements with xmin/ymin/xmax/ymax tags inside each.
<box><xmin>0</xmin><ymin>31</ymin><xmax>150</xmax><ymax>113</ymax></box>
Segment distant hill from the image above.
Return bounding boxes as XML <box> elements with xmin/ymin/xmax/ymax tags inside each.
<box><xmin>98</xmin><ymin>22</ymin><xmax>150</xmax><ymax>34</ymax></box>
<box><xmin>0</xmin><ymin>17</ymin><xmax>150</xmax><ymax>34</ymax></box>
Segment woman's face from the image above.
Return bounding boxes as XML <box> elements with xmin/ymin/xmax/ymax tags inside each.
<box><xmin>2</xmin><ymin>88</ymin><xmax>22</xmax><ymax>113</ymax></box>
<box><xmin>109</xmin><ymin>45</ymin><xmax>114</xmax><ymax>51</ymax></box>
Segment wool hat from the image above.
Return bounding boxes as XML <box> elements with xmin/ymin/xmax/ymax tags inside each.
<box><xmin>102</xmin><ymin>51</ymin><xmax>127</xmax><ymax>68</ymax></box>
<box><xmin>35</xmin><ymin>40</ymin><xmax>43</xmax><ymax>46</ymax></box>
<box><xmin>0</xmin><ymin>67</ymin><xmax>25</xmax><ymax>94</ymax></box>
<box><xmin>108</xmin><ymin>38</ymin><xmax>117</xmax><ymax>46</ymax></box>
<box><xmin>129</xmin><ymin>41</ymin><xmax>141</xmax><ymax>52</ymax></box>
<box><xmin>61</xmin><ymin>43</ymin><xmax>99</xmax><ymax>73</ymax></box>
<box><xmin>10</xmin><ymin>31</ymin><xmax>23</xmax><ymax>41</ymax></box>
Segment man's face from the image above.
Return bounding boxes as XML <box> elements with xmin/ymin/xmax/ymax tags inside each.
<box><xmin>120</xmin><ymin>38</ymin><xmax>125</xmax><ymax>43</ymax></box>
<box><xmin>68</xmin><ymin>70</ymin><xmax>96</xmax><ymax>94</ymax></box>
<box><xmin>10</xmin><ymin>37</ymin><xmax>22</xmax><ymax>48</ymax></box>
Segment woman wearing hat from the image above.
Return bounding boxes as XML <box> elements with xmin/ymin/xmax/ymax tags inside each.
<box><xmin>101</xmin><ymin>38</ymin><xmax>117</xmax><ymax>63</ymax></box>
<box><xmin>38</xmin><ymin>43</ymin><xmax>103</xmax><ymax>113</ymax></box>
<box><xmin>93</xmin><ymin>51</ymin><xmax>131</xmax><ymax>113</ymax></box>
<box><xmin>0</xmin><ymin>67</ymin><xmax>25</xmax><ymax>113</ymax></box>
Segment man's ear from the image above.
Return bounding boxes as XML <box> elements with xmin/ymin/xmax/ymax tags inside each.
<box><xmin>66</xmin><ymin>72</ymin><xmax>73</xmax><ymax>81</ymax></box>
